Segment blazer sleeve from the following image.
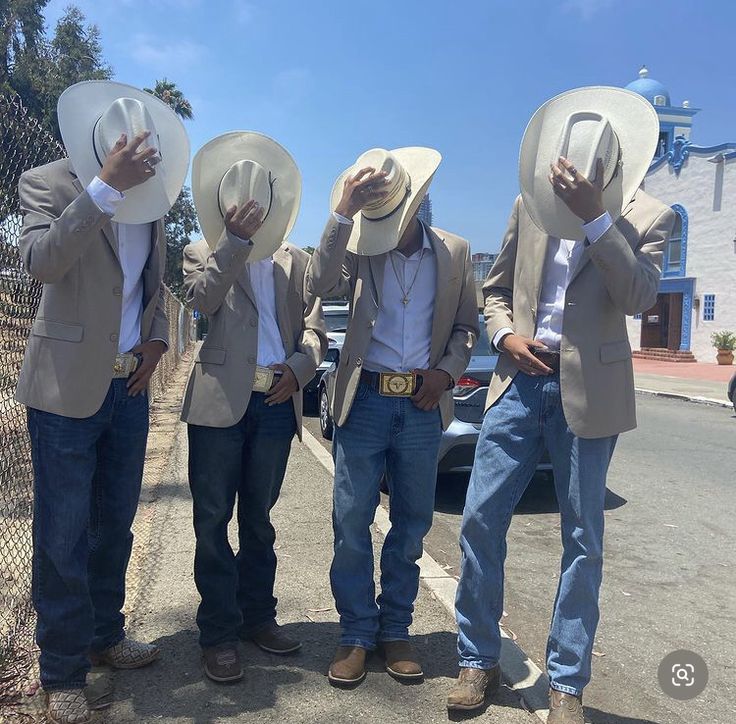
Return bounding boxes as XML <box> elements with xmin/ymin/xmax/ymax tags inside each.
<box><xmin>147</xmin><ymin>219</ymin><xmax>170</xmax><ymax>347</ymax></box>
<box><xmin>182</xmin><ymin>229</ymin><xmax>252</xmax><ymax>315</ymax></box>
<box><xmin>483</xmin><ymin>196</ymin><xmax>521</xmax><ymax>340</ymax></box>
<box><xmin>435</xmin><ymin>242</ymin><xmax>480</xmax><ymax>384</ymax></box>
<box><xmin>284</xmin><ymin>275</ymin><xmax>328</xmax><ymax>390</ymax></box>
<box><xmin>305</xmin><ymin>215</ymin><xmax>355</xmax><ymax>299</ymax></box>
<box><xmin>588</xmin><ymin>206</ymin><xmax>674</xmax><ymax>316</ymax></box>
<box><xmin>18</xmin><ymin>169</ymin><xmax>112</xmax><ymax>284</ymax></box>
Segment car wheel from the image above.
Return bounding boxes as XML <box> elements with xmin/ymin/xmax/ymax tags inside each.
<box><xmin>319</xmin><ymin>387</ymin><xmax>334</xmax><ymax>441</ymax></box>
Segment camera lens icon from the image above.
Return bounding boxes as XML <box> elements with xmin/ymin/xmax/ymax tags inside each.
<box><xmin>671</xmin><ymin>664</ymin><xmax>695</xmax><ymax>687</ymax></box>
<box><xmin>659</xmin><ymin>651</ymin><xmax>707</xmax><ymax>700</ymax></box>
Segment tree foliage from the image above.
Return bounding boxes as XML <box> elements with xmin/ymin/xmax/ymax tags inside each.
<box><xmin>144</xmin><ymin>79</ymin><xmax>193</xmax><ymax>120</ymax></box>
<box><xmin>2</xmin><ymin>4</ymin><xmax>112</xmax><ymax>140</ymax></box>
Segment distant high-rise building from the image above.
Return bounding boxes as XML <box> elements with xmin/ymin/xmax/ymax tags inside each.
<box><xmin>472</xmin><ymin>252</ymin><xmax>498</xmax><ymax>282</ymax></box>
<box><xmin>417</xmin><ymin>194</ymin><xmax>433</xmax><ymax>226</ymax></box>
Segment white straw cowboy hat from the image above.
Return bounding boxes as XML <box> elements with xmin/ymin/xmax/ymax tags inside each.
<box><xmin>192</xmin><ymin>131</ymin><xmax>301</xmax><ymax>262</ymax></box>
<box><xmin>519</xmin><ymin>86</ymin><xmax>659</xmax><ymax>241</ymax></box>
<box><xmin>57</xmin><ymin>80</ymin><xmax>190</xmax><ymax>224</ymax></box>
<box><xmin>331</xmin><ymin>147</ymin><xmax>441</xmax><ymax>256</ymax></box>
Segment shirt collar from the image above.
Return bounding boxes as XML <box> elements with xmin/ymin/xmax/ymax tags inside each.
<box><xmin>393</xmin><ymin>220</ymin><xmax>433</xmax><ymax>260</ymax></box>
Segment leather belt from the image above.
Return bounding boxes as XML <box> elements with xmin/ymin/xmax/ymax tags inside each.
<box><xmin>112</xmin><ymin>353</ymin><xmax>140</xmax><ymax>379</ymax></box>
<box><xmin>359</xmin><ymin>370</ymin><xmax>422</xmax><ymax>397</ymax></box>
<box><xmin>532</xmin><ymin>349</ymin><xmax>561</xmax><ymax>373</ymax></box>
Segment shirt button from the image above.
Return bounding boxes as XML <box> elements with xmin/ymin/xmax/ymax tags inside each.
<box><xmin>110</xmin><ymin>333</ymin><xmax>118</xmax><ymax>343</ymax></box>
<box><xmin>250</xmin><ymin>318</ymin><xmax>257</xmax><ymax>327</ymax></box>
<box><xmin>248</xmin><ymin>355</ymin><xmax>256</xmax><ymax>364</ymax></box>
<box><xmin>113</xmin><ymin>287</ymin><xmax>122</xmax><ymax>296</ymax></box>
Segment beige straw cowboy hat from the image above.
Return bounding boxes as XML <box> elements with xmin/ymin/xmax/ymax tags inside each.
<box><xmin>58</xmin><ymin>80</ymin><xmax>190</xmax><ymax>224</ymax></box>
<box><xmin>519</xmin><ymin>86</ymin><xmax>659</xmax><ymax>240</ymax></box>
<box><xmin>331</xmin><ymin>147</ymin><xmax>441</xmax><ymax>256</ymax></box>
<box><xmin>192</xmin><ymin>131</ymin><xmax>301</xmax><ymax>262</ymax></box>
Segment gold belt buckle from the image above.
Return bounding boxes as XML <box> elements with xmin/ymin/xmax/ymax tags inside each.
<box><xmin>379</xmin><ymin>372</ymin><xmax>416</xmax><ymax>397</ymax></box>
<box><xmin>253</xmin><ymin>366</ymin><xmax>275</xmax><ymax>393</ymax></box>
<box><xmin>113</xmin><ymin>353</ymin><xmax>137</xmax><ymax>378</ymax></box>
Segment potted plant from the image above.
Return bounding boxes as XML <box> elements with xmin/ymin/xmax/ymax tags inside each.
<box><xmin>711</xmin><ymin>330</ymin><xmax>736</xmax><ymax>365</ymax></box>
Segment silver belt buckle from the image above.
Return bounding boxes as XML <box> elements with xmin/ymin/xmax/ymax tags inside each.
<box><xmin>113</xmin><ymin>353</ymin><xmax>137</xmax><ymax>378</ymax></box>
<box><xmin>252</xmin><ymin>365</ymin><xmax>275</xmax><ymax>393</ymax></box>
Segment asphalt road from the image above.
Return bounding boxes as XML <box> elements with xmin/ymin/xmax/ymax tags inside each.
<box><xmin>303</xmin><ymin>395</ymin><xmax>736</xmax><ymax>724</ymax></box>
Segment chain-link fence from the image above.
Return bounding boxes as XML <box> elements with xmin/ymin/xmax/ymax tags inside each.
<box><xmin>0</xmin><ymin>92</ymin><xmax>193</xmax><ymax>704</ymax></box>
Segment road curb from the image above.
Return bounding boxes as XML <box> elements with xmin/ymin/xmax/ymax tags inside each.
<box><xmin>635</xmin><ymin>387</ymin><xmax>731</xmax><ymax>409</ymax></box>
<box><xmin>301</xmin><ymin>429</ymin><xmax>551</xmax><ymax>723</ymax></box>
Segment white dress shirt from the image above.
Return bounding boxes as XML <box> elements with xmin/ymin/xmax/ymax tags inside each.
<box><xmin>87</xmin><ymin>176</ymin><xmax>153</xmax><ymax>354</ymax></box>
<box><xmin>247</xmin><ymin>257</ymin><xmax>287</xmax><ymax>367</ymax></box>
<box><xmin>493</xmin><ymin>212</ymin><xmax>613</xmax><ymax>352</ymax></box>
<box><xmin>333</xmin><ymin>213</ymin><xmax>437</xmax><ymax>372</ymax></box>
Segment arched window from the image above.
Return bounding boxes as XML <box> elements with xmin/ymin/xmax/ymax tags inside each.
<box><xmin>663</xmin><ymin>204</ymin><xmax>688</xmax><ymax>278</ymax></box>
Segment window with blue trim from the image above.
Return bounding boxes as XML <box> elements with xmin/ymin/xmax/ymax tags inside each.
<box><xmin>664</xmin><ymin>208</ymin><xmax>685</xmax><ymax>277</ymax></box>
<box><xmin>703</xmin><ymin>294</ymin><xmax>716</xmax><ymax>321</ymax></box>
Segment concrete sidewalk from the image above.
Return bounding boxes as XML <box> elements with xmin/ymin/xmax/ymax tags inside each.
<box><xmin>633</xmin><ymin>358</ymin><xmax>733</xmax><ymax>406</ymax></box>
<box><xmin>107</xmin><ymin>421</ymin><xmax>535</xmax><ymax>724</ymax></box>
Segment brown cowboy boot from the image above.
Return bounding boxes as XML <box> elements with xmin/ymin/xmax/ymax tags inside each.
<box><xmin>381</xmin><ymin>640</ymin><xmax>423</xmax><ymax>681</ymax></box>
<box><xmin>328</xmin><ymin>646</ymin><xmax>367</xmax><ymax>686</ymax></box>
<box><xmin>447</xmin><ymin>666</ymin><xmax>501</xmax><ymax>711</ymax></box>
<box><xmin>548</xmin><ymin>688</ymin><xmax>585</xmax><ymax>724</ymax></box>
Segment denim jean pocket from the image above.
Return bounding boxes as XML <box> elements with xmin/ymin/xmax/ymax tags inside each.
<box><xmin>353</xmin><ymin>382</ymin><xmax>371</xmax><ymax>402</ymax></box>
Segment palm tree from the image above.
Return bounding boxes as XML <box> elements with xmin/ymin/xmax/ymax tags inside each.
<box><xmin>144</xmin><ymin>78</ymin><xmax>193</xmax><ymax>120</ymax></box>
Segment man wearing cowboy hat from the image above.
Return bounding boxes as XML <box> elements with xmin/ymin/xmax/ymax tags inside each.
<box><xmin>448</xmin><ymin>87</ymin><xmax>675</xmax><ymax>722</ymax></box>
<box><xmin>308</xmin><ymin>147</ymin><xmax>479</xmax><ymax>686</ymax></box>
<box><xmin>181</xmin><ymin>132</ymin><xmax>326</xmax><ymax>683</ymax></box>
<box><xmin>15</xmin><ymin>81</ymin><xmax>189</xmax><ymax>724</ymax></box>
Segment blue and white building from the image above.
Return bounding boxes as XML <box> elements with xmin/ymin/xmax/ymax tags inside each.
<box><xmin>624</xmin><ymin>67</ymin><xmax>736</xmax><ymax>362</ymax></box>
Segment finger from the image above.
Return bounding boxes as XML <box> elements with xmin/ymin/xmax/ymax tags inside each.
<box><xmin>111</xmin><ymin>134</ymin><xmax>127</xmax><ymax>153</ymax></box>
<box><xmin>234</xmin><ymin>200</ymin><xmax>258</xmax><ymax>223</ymax></box>
<box><xmin>350</xmin><ymin>167</ymin><xmax>376</xmax><ymax>185</ymax></box>
<box><xmin>552</xmin><ymin>162</ymin><xmax>575</xmax><ymax>186</ymax></box>
<box><xmin>559</xmin><ymin>156</ymin><xmax>578</xmax><ymax>180</ymax></box>
<box><xmin>527</xmin><ymin>339</ymin><xmax>549</xmax><ymax>350</ymax></box>
<box><xmin>593</xmin><ymin>157</ymin><xmax>605</xmax><ymax>189</ymax></box>
<box><xmin>133</xmin><ymin>146</ymin><xmax>159</xmax><ymax>163</ymax></box>
<box><xmin>124</xmin><ymin>130</ymin><xmax>151</xmax><ymax>156</ymax></box>
<box><xmin>521</xmin><ymin>351</ymin><xmax>553</xmax><ymax>375</ymax></box>
<box><xmin>224</xmin><ymin>205</ymin><xmax>238</xmax><ymax>224</ymax></box>
<box><xmin>356</xmin><ymin>171</ymin><xmax>389</xmax><ymax>189</ymax></box>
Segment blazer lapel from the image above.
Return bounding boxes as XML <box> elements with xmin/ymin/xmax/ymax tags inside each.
<box><xmin>236</xmin><ymin>262</ymin><xmax>257</xmax><ymax>307</ymax></box>
<box><xmin>273</xmin><ymin>246</ymin><xmax>293</xmax><ymax>347</ymax></box>
<box><xmin>428</xmin><ymin>227</ymin><xmax>452</xmax><ymax>359</ymax></box>
<box><xmin>368</xmin><ymin>254</ymin><xmax>386</xmax><ymax>311</ymax></box>
<box><xmin>524</xmin><ymin>222</ymin><xmax>551</xmax><ymax>309</ymax></box>
<box><xmin>67</xmin><ymin>160</ymin><xmax>119</xmax><ymax>261</ymax></box>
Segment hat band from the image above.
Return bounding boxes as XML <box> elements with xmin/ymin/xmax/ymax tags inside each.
<box><xmin>217</xmin><ymin>171</ymin><xmax>275</xmax><ymax>223</ymax></box>
<box><xmin>361</xmin><ymin>181</ymin><xmax>411</xmax><ymax>223</ymax></box>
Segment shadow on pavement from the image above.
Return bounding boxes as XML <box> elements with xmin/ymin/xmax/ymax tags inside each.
<box><xmin>433</xmin><ymin>473</ymin><xmax>627</xmax><ymax>516</ymax></box>
<box><xmin>581</xmin><ymin>709</ymin><xmax>663</xmax><ymax>724</ymax></box>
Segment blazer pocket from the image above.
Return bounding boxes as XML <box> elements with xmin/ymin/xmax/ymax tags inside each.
<box><xmin>600</xmin><ymin>340</ymin><xmax>632</xmax><ymax>364</ymax></box>
<box><xmin>197</xmin><ymin>347</ymin><xmax>227</xmax><ymax>365</ymax></box>
<box><xmin>31</xmin><ymin>319</ymin><xmax>84</xmax><ymax>343</ymax></box>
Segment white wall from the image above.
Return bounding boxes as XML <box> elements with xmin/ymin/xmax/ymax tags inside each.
<box><xmin>633</xmin><ymin>153</ymin><xmax>736</xmax><ymax>361</ymax></box>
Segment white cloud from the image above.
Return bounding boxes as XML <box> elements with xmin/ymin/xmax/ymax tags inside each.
<box><xmin>130</xmin><ymin>34</ymin><xmax>206</xmax><ymax>73</ymax></box>
<box><xmin>562</xmin><ymin>0</ymin><xmax>614</xmax><ymax>21</ymax></box>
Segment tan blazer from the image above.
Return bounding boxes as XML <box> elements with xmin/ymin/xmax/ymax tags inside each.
<box><xmin>485</xmin><ymin>191</ymin><xmax>675</xmax><ymax>439</ymax></box>
<box><xmin>180</xmin><ymin>234</ymin><xmax>327</xmax><ymax>436</ymax></box>
<box><xmin>15</xmin><ymin>159</ymin><xmax>169</xmax><ymax>418</ymax></box>
<box><xmin>307</xmin><ymin>216</ymin><xmax>479</xmax><ymax>430</ymax></box>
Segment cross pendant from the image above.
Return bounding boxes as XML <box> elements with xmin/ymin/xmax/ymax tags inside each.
<box><xmin>402</xmin><ymin>296</ymin><xmax>409</xmax><ymax>305</ymax></box>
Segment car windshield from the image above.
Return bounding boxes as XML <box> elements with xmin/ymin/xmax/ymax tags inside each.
<box><xmin>325</xmin><ymin>312</ymin><xmax>349</xmax><ymax>333</ymax></box>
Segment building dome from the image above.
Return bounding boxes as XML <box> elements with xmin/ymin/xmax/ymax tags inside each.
<box><xmin>625</xmin><ymin>66</ymin><xmax>671</xmax><ymax>107</ymax></box>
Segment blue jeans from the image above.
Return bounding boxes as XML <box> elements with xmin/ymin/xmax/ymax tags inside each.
<box><xmin>455</xmin><ymin>372</ymin><xmax>617</xmax><ymax>696</ymax></box>
<box><xmin>187</xmin><ymin>393</ymin><xmax>296</xmax><ymax>648</ymax></box>
<box><xmin>27</xmin><ymin>380</ymin><xmax>149</xmax><ymax>691</ymax></box>
<box><xmin>330</xmin><ymin>383</ymin><xmax>442</xmax><ymax>649</ymax></box>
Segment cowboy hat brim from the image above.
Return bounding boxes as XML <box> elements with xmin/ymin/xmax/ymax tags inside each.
<box><xmin>330</xmin><ymin>147</ymin><xmax>441</xmax><ymax>256</ymax></box>
<box><xmin>57</xmin><ymin>81</ymin><xmax>190</xmax><ymax>225</ymax></box>
<box><xmin>519</xmin><ymin>86</ymin><xmax>659</xmax><ymax>241</ymax></box>
<box><xmin>192</xmin><ymin>132</ymin><xmax>301</xmax><ymax>262</ymax></box>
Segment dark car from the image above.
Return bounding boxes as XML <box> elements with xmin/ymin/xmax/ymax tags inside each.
<box><xmin>303</xmin><ymin>302</ymin><xmax>349</xmax><ymax>413</ymax></box>
<box><xmin>729</xmin><ymin>372</ymin><xmax>736</xmax><ymax>413</ymax></box>
<box><xmin>318</xmin><ymin>315</ymin><xmax>552</xmax><ymax>478</ymax></box>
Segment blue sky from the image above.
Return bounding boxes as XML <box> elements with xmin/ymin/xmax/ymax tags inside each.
<box><xmin>45</xmin><ymin>0</ymin><xmax>736</xmax><ymax>252</ymax></box>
